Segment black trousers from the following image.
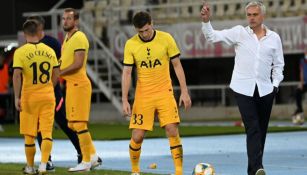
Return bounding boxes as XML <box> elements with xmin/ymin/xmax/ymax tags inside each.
<box><xmin>234</xmin><ymin>87</ymin><xmax>275</xmax><ymax>175</ymax></box>
<box><xmin>37</xmin><ymin>83</ymin><xmax>81</xmax><ymax>160</ymax></box>
<box><xmin>295</xmin><ymin>84</ymin><xmax>307</xmax><ymax>113</ymax></box>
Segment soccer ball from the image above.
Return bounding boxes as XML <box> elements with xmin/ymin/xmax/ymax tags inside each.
<box><xmin>192</xmin><ymin>163</ymin><xmax>215</xmax><ymax>175</ymax></box>
<box><xmin>292</xmin><ymin>113</ymin><xmax>304</xmax><ymax>125</ymax></box>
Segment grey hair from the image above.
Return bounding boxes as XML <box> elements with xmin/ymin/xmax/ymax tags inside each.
<box><xmin>245</xmin><ymin>1</ymin><xmax>266</xmax><ymax>15</ymax></box>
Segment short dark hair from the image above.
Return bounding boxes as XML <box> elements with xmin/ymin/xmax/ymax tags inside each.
<box><xmin>23</xmin><ymin>20</ymin><xmax>39</xmax><ymax>36</ymax></box>
<box><xmin>27</xmin><ymin>15</ymin><xmax>45</xmax><ymax>28</ymax></box>
<box><xmin>64</xmin><ymin>8</ymin><xmax>79</xmax><ymax>20</ymax></box>
<box><xmin>132</xmin><ymin>11</ymin><xmax>152</xmax><ymax>28</ymax></box>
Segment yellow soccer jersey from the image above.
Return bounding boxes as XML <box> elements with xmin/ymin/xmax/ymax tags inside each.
<box><xmin>60</xmin><ymin>31</ymin><xmax>89</xmax><ymax>83</ymax></box>
<box><xmin>13</xmin><ymin>42</ymin><xmax>59</xmax><ymax>102</ymax></box>
<box><xmin>124</xmin><ymin>30</ymin><xmax>180</xmax><ymax>97</ymax></box>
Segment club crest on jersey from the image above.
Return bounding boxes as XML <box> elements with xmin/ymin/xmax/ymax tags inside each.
<box><xmin>147</xmin><ymin>47</ymin><xmax>150</xmax><ymax>56</ymax></box>
<box><xmin>140</xmin><ymin>59</ymin><xmax>162</xmax><ymax>68</ymax></box>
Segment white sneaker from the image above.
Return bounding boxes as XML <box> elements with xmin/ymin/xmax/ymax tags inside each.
<box><xmin>90</xmin><ymin>154</ymin><xmax>102</xmax><ymax>170</ymax></box>
<box><xmin>68</xmin><ymin>162</ymin><xmax>91</xmax><ymax>172</ymax></box>
<box><xmin>23</xmin><ymin>165</ymin><xmax>37</xmax><ymax>174</ymax></box>
<box><xmin>38</xmin><ymin>163</ymin><xmax>47</xmax><ymax>174</ymax></box>
<box><xmin>131</xmin><ymin>173</ymin><xmax>140</xmax><ymax>175</ymax></box>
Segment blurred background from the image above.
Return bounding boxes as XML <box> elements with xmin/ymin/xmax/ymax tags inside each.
<box><xmin>0</xmin><ymin>0</ymin><xmax>306</xmax><ymax>126</ymax></box>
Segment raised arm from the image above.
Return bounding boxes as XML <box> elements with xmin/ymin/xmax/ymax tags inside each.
<box><xmin>200</xmin><ymin>3</ymin><xmax>240</xmax><ymax>45</ymax></box>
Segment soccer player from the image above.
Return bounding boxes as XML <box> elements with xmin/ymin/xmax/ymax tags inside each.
<box><xmin>122</xmin><ymin>11</ymin><xmax>192</xmax><ymax>175</ymax></box>
<box><xmin>13</xmin><ymin>20</ymin><xmax>60</xmax><ymax>174</ymax></box>
<box><xmin>201</xmin><ymin>1</ymin><xmax>284</xmax><ymax>175</ymax></box>
<box><xmin>26</xmin><ymin>15</ymin><xmax>82</xmax><ymax>171</ymax></box>
<box><xmin>60</xmin><ymin>8</ymin><xmax>100</xmax><ymax>172</ymax></box>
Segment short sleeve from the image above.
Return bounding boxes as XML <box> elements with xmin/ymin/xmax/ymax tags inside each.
<box><xmin>13</xmin><ymin>49</ymin><xmax>23</xmax><ymax>69</ymax></box>
<box><xmin>123</xmin><ymin>40</ymin><xmax>134</xmax><ymax>66</ymax></box>
<box><xmin>72</xmin><ymin>32</ymin><xmax>87</xmax><ymax>52</ymax></box>
<box><xmin>166</xmin><ymin>33</ymin><xmax>180</xmax><ymax>59</ymax></box>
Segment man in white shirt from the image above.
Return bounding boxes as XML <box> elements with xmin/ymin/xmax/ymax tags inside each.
<box><xmin>201</xmin><ymin>1</ymin><xmax>284</xmax><ymax>175</ymax></box>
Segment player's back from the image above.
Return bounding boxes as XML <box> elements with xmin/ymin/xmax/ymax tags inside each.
<box><xmin>13</xmin><ymin>42</ymin><xmax>58</xmax><ymax>102</ymax></box>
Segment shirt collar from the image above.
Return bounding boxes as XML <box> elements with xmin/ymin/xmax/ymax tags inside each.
<box><xmin>246</xmin><ymin>24</ymin><xmax>272</xmax><ymax>36</ymax></box>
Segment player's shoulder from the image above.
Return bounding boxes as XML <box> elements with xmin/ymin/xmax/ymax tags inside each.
<box><xmin>156</xmin><ymin>30</ymin><xmax>172</xmax><ymax>38</ymax></box>
<box><xmin>14</xmin><ymin>43</ymin><xmax>30</xmax><ymax>55</ymax></box>
<box><xmin>126</xmin><ymin>34</ymin><xmax>140</xmax><ymax>46</ymax></box>
<box><xmin>155</xmin><ymin>30</ymin><xmax>176</xmax><ymax>43</ymax></box>
<box><xmin>74</xmin><ymin>31</ymin><xmax>87</xmax><ymax>39</ymax></box>
<box><xmin>38</xmin><ymin>42</ymin><xmax>53</xmax><ymax>50</ymax></box>
<box><xmin>14</xmin><ymin>45</ymin><xmax>23</xmax><ymax>54</ymax></box>
<box><xmin>69</xmin><ymin>31</ymin><xmax>88</xmax><ymax>44</ymax></box>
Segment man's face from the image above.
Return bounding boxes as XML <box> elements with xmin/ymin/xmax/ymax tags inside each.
<box><xmin>136</xmin><ymin>23</ymin><xmax>154</xmax><ymax>41</ymax></box>
<box><xmin>62</xmin><ymin>12</ymin><xmax>77</xmax><ymax>32</ymax></box>
<box><xmin>246</xmin><ymin>6</ymin><xmax>264</xmax><ymax>29</ymax></box>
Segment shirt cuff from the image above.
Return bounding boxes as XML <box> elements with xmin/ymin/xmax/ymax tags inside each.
<box><xmin>201</xmin><ymin>21</ymin><xmax>214</xmax><ymax>37</ymax></box>
<box><xmin>202</xmin><ymin>21</ymin><xmax>212</xmax><ymax>30</ymax></box>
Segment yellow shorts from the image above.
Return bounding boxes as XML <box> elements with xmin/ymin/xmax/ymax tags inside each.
<box><xmin>129</xmin><ymin>94</ymin><xmax>180</xmax><ymax>131</ymax></box>
<box><xmin>65</xmin><ymin>82</ymin><xmax>91</xmax><ymax>121</ymax></box>
<box><xmin>20</xmin><ymin>100</ymin><xmax>55</xmax><ymax>136</ymax></box>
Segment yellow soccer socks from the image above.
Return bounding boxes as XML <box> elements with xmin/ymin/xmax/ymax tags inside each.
<box><xmin>129</xmin><ymin>139</ymin><xmax>142</xmax><ymax>173</ymax></box>
<box><xmin>90</xmin><ymin>140</ymin><xmax>97</xmax><ymax>156</ymax></box>
<box><xmin>24</xmin><ymin>135</ymin><xmax>36</xmax><ymax>167</ymax></box>
<box><xmin>41</xmin><ymin>132</ymin><xmax>53</xmax><ymax>163</ymax></box>
<box><xmin>73</xmin><ymin>122</ymin><xmax>94</xmax><ymax>163</ymax></box>
<box><xmin>169</xmin><ymin>135</ymin><xmax>183</xmax><ymax>175</ymax></box>
<box><xmin>77</xmin><ymin>130</ymin><xmax>92</xmax><ymax>162</ymax></box>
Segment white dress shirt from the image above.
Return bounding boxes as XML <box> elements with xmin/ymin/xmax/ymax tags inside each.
<box><xmin>202</xmin><ymin>21</ymin><xmax>284</xmax><ymax>97</ymax></box>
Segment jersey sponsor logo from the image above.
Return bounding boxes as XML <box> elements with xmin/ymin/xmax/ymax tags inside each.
<box><xmin>140</xmin><ymin>59</ymin><xmax>162</xmax><ymax>68</ymax></box>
